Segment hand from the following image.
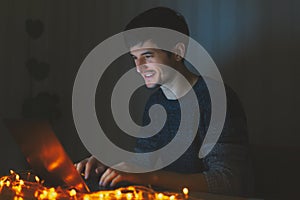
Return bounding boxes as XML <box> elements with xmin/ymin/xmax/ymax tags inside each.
<box><xmin>75</xmin><ymin>156</ymin><xmax>106</xmax><ymax>179</ymax></box>
<box><xmin>99</xmin><ymin>162</ymin><xmax>150</xmax><ymax>187</ymax></box>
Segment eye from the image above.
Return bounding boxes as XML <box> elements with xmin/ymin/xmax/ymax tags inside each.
<box><xmin>144</xmin><ymin>54</ymin><xmax>153</xmax><ymax>59</ymax></box>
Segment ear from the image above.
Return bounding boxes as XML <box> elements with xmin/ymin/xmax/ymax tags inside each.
<box><xmin>173</xmin><ymin>42</ymin><xmax>186</xmax><ymax>61</ymax></box>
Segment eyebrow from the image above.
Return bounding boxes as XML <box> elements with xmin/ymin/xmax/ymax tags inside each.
<box><xmin>130</xmin><ymin>50</ymin><xmax>154</xmax><ymax>57</ymax></box>
<box><xmin>141</xmin><ymin>51</ymin><xmax>154</xmax><ymax>55</ymax></box>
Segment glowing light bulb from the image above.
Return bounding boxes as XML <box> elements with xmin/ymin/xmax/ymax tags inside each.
<box><xmin>126</xmin><ymin>193</ymin><xmax>133</xmax><ymax>199</ymax></box>
<box><xmin>19</xmin><ymin>180</ymin><xmax>24</xmax><ymax>185</ymax></box>
<box><xmin>183</xmin><ymin>187</ymin><xmax>189</xmax><ymax>195</ymax></box>
<box><xmin>48</xmin><ymin>191</ymin><xmax>57</xmax><ymax>199</ymax></box>
<box><xmin>42</xmin><ymin>190</ymin><xmax>48</xmax><ymax>197</ymax></box>
<box><xmin>47</xmin><ymin>187</ymin><xmax>57</xmax><ymax>199</ymax></box>
<box><xmin>116</xmin><ymin>190</ymin><xmax>122</xmax><ymax>199</ymax></box>
<box><xmin>6</xmin><ymin>181</ymin><xmax>10</xmax><ymax>187</ymax></box>
<box><xmin>157</xmin><ymin>193</ymin><xmax>164</xmax><ymax>200</ymax></box>
<box><xmin>83</xmin><ymin>195</ymin><xmax>90</xmax><ymax>200</ymax></box>
<box><xmin>39</xmin><ymin>193</ymin><xmax>46</xmax><ymax>199</ymax></box>
<box><xmin>69</xmin><ymin>189</ymin><xmax>77</xmax><ymax>196</ymax></box>
<box><xmin>99</xmin><ymin>193</ymin><xmax>104</xmax><ymax>199</ymax></box>
<box><xmin>35</xmin><ymin>176</ymin><xmax>40</xmax><ymax>183</ymax></box>
<box><xmin>12</xmin><ymin>185</ymin><xmax>22</xmax><ymax>194</ymax></box>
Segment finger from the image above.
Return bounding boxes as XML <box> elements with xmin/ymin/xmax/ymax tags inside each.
<box><xmin>99</xmin><ymin>168</ymin><xmax>111</xmax><ymax>185</ymax></box>
<box><xmin>76</xmin><ymin>161</ymin><xmax>86</xmax><ymax>174</ymax></box>
<box><xmin>100</xmin><ymin>168</ymin><xmax>117</xmax><ymax>186</ymax></box>
<box><xmin>95</xmin><ymin>165</ymin><xmax>106</xmax><ymax>174</ymax></box>
<box><xmin>110</xmin><ymin>174</ymin><xmax>122</xmax><ymax>187</ymax></box>
<box><xmin>84</xmin><ymin>158</ymin><xmax>95</xmax><ymax>179</ymax></box>
<box><xmin>102</xmin><ymin>170</ymin><xmax>118</xmax><ymax>187</ymax></box>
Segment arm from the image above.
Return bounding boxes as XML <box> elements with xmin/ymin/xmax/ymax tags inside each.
<box><xmin>100</xmin><ymin>165</ymin><xmax>208</xmax><ymax>192</ymax></box>
<box><xmin>200</xmin><ymin>84</ymin><xmax>252</xmax><ymax>196</ymax></box>
<box><xmin>202</xmin><ymin>143</ymin><xmax>251</xmax><ymax>196</ymax></box>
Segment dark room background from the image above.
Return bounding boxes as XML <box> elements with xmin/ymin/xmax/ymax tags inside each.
<box><xmin>0</xmin><ymin>0</ymin><xmax>299</xmax><ymax>199</ymax></box>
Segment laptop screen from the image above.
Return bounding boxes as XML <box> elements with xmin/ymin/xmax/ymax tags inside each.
<box><xmin>3</xmin><ymin>119</ymin><xmax>89</xmax><ymax>192</ymax></box>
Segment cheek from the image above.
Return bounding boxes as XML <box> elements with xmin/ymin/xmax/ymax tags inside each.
<box><xmin>162</xmin><ymin>67</ymin><xmax>176</xmax><ymax>82</ymax></box>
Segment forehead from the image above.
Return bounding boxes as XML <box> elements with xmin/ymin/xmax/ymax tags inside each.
<box><xmin>130</xmin><ymin>40</ymin><xmax>161</xmax><ymax>53</ymax></box>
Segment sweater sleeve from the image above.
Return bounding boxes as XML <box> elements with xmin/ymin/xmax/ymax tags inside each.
<box><xmin>202</xmin><ymin>143</ymin><xmax>251</xmax><ymax>196</ymax></box>
<box><xmin>201</xmin><ymin>85</ymin><xmax>253</xmax><ymax>196</ymax></box>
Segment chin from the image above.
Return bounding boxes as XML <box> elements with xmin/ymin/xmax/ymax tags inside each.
<box><xmin>145</xmin><ymin>82</ymin><xmax>159</xmax><ymax>88</ymax></box>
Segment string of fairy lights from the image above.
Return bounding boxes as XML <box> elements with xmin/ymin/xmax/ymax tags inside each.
<box><xmin>0</xmin><ymin>170</ymin><xmax>189</xmax><ymax>200</ymax></box>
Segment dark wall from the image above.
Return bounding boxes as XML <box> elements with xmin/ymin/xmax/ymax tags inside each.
<box><xmin>0</xmin><ymin>0</ymin><xmax>299</xmax><ymax>199</ymax></box>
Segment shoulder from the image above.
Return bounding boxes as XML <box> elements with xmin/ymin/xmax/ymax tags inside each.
<box><xmin>194</xmin><ymin>77</ymin><xmax>245</xmax><ymax>116</ymax></box>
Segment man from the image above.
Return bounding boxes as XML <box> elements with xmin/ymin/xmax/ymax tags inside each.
<box><xmin>76</xmin><ymin>7</ymin><xmax>252</xmax><ymax>196</ymax></box>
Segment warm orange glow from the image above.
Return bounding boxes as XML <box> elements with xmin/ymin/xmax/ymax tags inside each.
<box><xmin>19</xmin><ymin>180</ymin><xmax>24</xmax><ymax>186</ymax></box>
<box><xmin>14</xmin><ymin>196</ymin><xmax>23</xmax><ymax>200</ymax></box>
<box><xmin>0</xmin><ymin>171</ymin><xmax>189</xmax><ymax>199</ymax></box>
<box><xmin>83</xmin><ymin>195</ymin><xmax>90</xmax><ymax>200</ymax></box>
<box><xmin>41</xmin><ymin>190</ymin><xmax>48</xmax><ymax>198</ymax></box>
<box><xmin>34</xmin><ymin>190</ymin><xmax>39</xmax><ymax>198</ymax></box>
<box><xmin>6</xmin><ymin>181</ymin><xmax>10</xmax><ymax>187</ymax></box>
<box><xmin>47</xmin><ymin>160</ymin><xmax>61</xmax><ymax>171</ymax></box>
<box><xmin>48</xmin><ymin>188</ymin><xmax>57</xmax><ymax>199</ymax></box>
<box><xmin>12</xmin><ymin>185</ymin><xmax>22</xmax><ymax>194</ymax></box>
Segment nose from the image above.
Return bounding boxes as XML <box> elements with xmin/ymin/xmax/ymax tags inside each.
<box><xmin>135</xmin><ymin>58</ymin><xmax>147</xmax><ymax>73</ymax></box>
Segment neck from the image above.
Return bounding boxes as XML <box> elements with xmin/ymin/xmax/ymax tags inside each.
<box><xmin>160</xmin><ymin>64</ymin><xmax>198</xmax><ymax>100</ymax></box>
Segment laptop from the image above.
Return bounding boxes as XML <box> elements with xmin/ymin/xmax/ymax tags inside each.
<box><xmin>3</xmin><ymin>119</ymin><xmax>90</xmax><ymax>193</ymax></box>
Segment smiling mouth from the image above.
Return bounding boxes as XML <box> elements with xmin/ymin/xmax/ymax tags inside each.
<box><xmin>143</xmin><ymin>71</ymin><xmax>155</xmax><ymax>79</ymax></box>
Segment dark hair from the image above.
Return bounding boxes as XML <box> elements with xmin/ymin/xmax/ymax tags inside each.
<box><xmin>124</xmin><ymin>7</ymin><xmax>189</xmax><ymax>50</ymax></box>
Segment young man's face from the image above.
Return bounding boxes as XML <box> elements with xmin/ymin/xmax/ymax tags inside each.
<box><xmin>130</xmin><ymin>40</ymin><xmax>177</xmax><ymax>88</ymax></box>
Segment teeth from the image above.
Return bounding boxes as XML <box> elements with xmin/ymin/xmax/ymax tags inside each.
<box><xmin>144</xmin><ymin>73</ymin><xmax>154</xmax><ymax>77</ymax></box>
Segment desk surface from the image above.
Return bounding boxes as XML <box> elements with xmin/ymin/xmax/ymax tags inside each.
<box><xmin>189</xmin><ymin>192</ymin><xmax>262</xmax><ymax>200</ymax></box>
